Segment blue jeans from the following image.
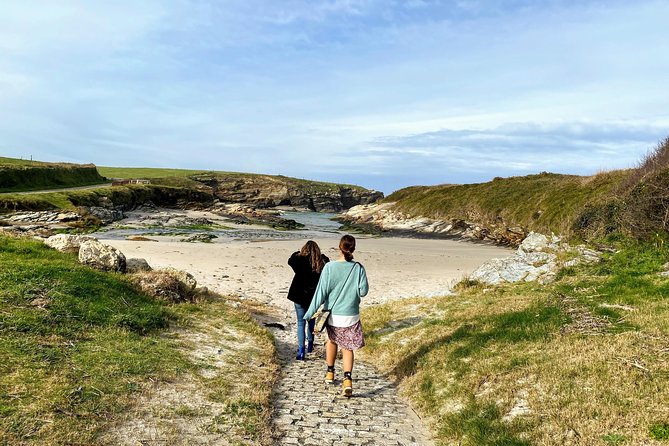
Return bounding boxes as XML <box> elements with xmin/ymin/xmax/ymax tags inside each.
<box><xmin>294</xmin><ymin>303</ymin><xmax>315</xmax><ymax>347</ymax></box>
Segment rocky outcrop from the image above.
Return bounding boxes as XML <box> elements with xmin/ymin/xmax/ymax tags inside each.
<box><xmin>192</xmin><ymin>174</ymin><xmax>383</xmax><ymax>212</ymax></box>
<box><xmin>78</xmin><ymin>239</ymin><xmax>127</xmax><ymax>273</ymax></box>
<box><xmin>468</xmin><ymin>232</ymin><xmax>602</xmax><ymax>285</ymax></box>
<box><xmin>80</xmin><ymin>206</ymin><xmax>125</xmax><ymax>224</ymax></box>
<box><xmin>341</xmin><ymin>203</ymin><xmax>527</xmax><ymax>245</ymax></box>
<box><xmin>45</xmin><ymin>234</ymin><xmax>96</xmax><ymax>253</ymax></box>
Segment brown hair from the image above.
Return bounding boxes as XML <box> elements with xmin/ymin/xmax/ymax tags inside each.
<box><xmin>339</xmin><ymin>234</ymin><xmax>356</xmax><ymax>262</ymax></box>
<box><xmin>300</xmin><ymin>240</ymin><xmax>325</xmax><ymax>273</ymax></box>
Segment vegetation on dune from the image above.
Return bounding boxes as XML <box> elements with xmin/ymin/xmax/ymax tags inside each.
<box><xmin>0</xmin><ymin>235</ymin><xmax>278</xmax><ymax>445</ymax></box>
<box><xmin>361</xmin><ymin>238</ymin><xmax>669</xmax><ymax>445</ymax></box>
<box><xmin>0</xmin><ymin>157</ymin><xmax>106</xmax><ymax>193</ymax></box>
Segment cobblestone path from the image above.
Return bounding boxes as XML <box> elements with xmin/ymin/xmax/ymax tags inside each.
<box><xmin>266</xmin><ymin>312</ymin><xmax>433</xmax><ymax>446</ymax></box>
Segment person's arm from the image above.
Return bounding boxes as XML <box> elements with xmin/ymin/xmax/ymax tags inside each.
<box><xmin>287</xmin><ymin>251</ymin><xmax>300</xmax><ymax>272</ymax></box>
<box><xmin>304</xmin><ymin>265</ymin><xmax>329</xmax><ymax>320</ymax></box>
<box><xmin>358</xmin><ymin>263</ymin><xmax>369</xmax><ymax>297</ymax></box>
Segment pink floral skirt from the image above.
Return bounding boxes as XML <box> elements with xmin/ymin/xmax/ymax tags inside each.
<box><xmin>326</xmin><ymin>321</ymin><xmax>365</xmax><ymax>351</ymax></box>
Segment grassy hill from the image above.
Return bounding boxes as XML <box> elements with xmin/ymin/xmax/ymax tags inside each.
<box><xmin>384</xmin><ymin>137</ymin><xmax>669</xmax><ymax>241</ymax></box>
<box><xmin>0</xmin><ymin>157</ymin><xmax>107</xmax><ymax>193</ymax></box>
<box><xmin>0</xmin><ymin>235</ymin><xmax>277</xmax><ymax>445</ymax></box>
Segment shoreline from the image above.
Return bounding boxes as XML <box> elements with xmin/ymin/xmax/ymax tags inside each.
<box><xmin>97</xmin><ymin>209</ymin><xmax>514</xmax><ymax>315</ymax></box>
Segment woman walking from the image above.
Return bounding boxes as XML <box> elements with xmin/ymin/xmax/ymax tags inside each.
<box><xmin>287</xmin><ymin>240</ymin><xmax>330</xmax><ymax>360</ymax></box>
<box><xmin>304</xmin><ymin>234</ymin><xmax>368</xmax><ymax>397</ymax></box>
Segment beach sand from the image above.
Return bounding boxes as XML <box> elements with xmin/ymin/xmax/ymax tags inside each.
<box><xmin>101</xmin><ymin>219</ymin><xmax>512</xmax><ymax>317</ymax></box>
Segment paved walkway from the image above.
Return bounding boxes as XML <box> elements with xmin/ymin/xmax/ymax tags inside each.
<box><xmin>267</xmin><ymin>311</ymin><xmax>433</xmax><ymax>446</ymax></box>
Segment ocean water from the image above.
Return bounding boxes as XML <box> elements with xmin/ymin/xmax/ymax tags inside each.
<box><xmin>95</xmin><ymin>211</ymin><xmax>344</xmax><ymax>242</ymax></box>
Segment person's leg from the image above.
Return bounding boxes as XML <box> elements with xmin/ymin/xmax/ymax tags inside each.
<box><xmin>342</xmin><ymin>349</ymin><xmax>354</xmax><ymax>397</ymax></box>
<box><xmin>306</xmin><ymin>318</ymin><xmax>315</xmax><ymax>352</ymax></box>
<box><xmin>294</xmin><ymin>304</ymin><xmax>306</xmax><ymax>359</ymax></box>
<box><xmin>325</xmin><ymin>340</ymin><xmax>337</xmax><ymax>383</ymax></box>
<box><xmin>342</xmin><ymin>349</ymin><xmax>354</xmax><ymax>373</ymax></box>
<box><xmin>326</xmin><ymin>340</ymin><xmax>338</xmax><ymax>367</ymax></box>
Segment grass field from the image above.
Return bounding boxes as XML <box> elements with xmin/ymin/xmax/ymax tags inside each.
<box><xmin>97</xmin><ymin>166</ymin><xmax>213</xmax><ymax>179</ymax></box>
<box><xmin>0</xmin><ymin>235</ymin><xmax>278</xmax><ymax>445</ymax></box>
<box><xmin>361</xmin><ymin>238</ymin><xmax>669</xmax><ymax>445</ymax></box>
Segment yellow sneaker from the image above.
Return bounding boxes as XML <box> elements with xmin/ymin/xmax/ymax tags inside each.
<box><xmin>342</xmin><ymin>377</ymin><xmax>353</xmax><ymax>397</ymax></box>
<box><xmin>325</xmin><ymin>370</ymin><xmax>335</xmax><ymax>384</ymax></box>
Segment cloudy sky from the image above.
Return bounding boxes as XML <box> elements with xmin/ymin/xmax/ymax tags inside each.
<box><xmin>1</xmin><ymin>1</ymin><xmax>668</xmax><ymax>193</ymax></box>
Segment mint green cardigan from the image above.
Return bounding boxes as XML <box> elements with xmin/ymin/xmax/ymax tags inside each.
<box><xmin>304</xmin><ymin>261</ymin><xmax>369</xmax><ymax>320</ymax></box>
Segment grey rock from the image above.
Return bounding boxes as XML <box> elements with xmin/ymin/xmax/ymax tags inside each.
<box><xmin>44</xmin><ymin>234</ymin><xmax>96</xmax><ymax>253</ymax></box>
<box><xmin>180</xmin><ymin>233</ymin><xmax>218</xmax><ymax>243</ymax></box>
<box><xmin>83</xmin><ymin>206</ymin><xmax>125</xmax><ymax>224</ymax></box>
<box><xmin>126</xmin><ymin>258</ymin><xmax>152</xmax><ymax>273</ymax></box>
<box><xmin>517</xmin><ymin>232</ymin><xmax>550</xmax><ymax>254</ymax></box>
<box><xmin>78</xmin><ymin>240</ymin><xmax>126</xmax><ymax>272</ymax></box>
<box><xmin>162</xmin><ymin>267</ymin><xmax>197</xmax><ymax>291</ymax></box>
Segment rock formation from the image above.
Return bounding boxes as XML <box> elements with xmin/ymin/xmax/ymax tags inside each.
<box><xmin>192</xmin><ymin>174</ymin><xmax>383</xmax><ymax>212</ymax></box>
<box><xmin>45</xmin><ymin>234</ymin><xmax>96</xmax><ymax>253</ymax></box>
<box><xmin>341</xmin><ymin>203</ymin><xmax>526</xmax><ymax>245</ymax></box>
<box><xmin>126</xmin><ymin>258</ymin><xmax>152</xmax><ymax>273</ymax></box>
<box><xmin>468</xmin><ymin>232</ymin><xmax>602</xmax><ymax>285</ymax></box>
<box><xmin>78</xmin><ymin>239</ymin><xmax>127</xmax><ymax>273</ymax></box>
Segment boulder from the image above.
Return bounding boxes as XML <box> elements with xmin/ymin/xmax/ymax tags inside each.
<box><xmin>82</xmin><ymin>206</ymin><xmax>125</xmax><ymax>225</ymax></box>
<box><xmin>126</xmin><ymin>258</ymin><xmax>152</xmax><ymax>273</ymax></box>
<box><xmin>130</xmin><ymin>271</ymin><xmax>194</xmax><ymax>302</ymax></box>
<box><xmin>78</xmin><ymin>240</ymin><xmax>126</xmax><ymax>272</ymax></box>
<box><xmin>470</xmin><ymin>253</ymin><xmax>559</xmax><ymax>285</ymax></box>
<box><xmin>161</xmin><ymin>267</ymin><xmax>197</xmax><ymax>291</ymax></box>
<box><xmin>517</xmin><ymin>232</ymin><xmax>550</xmax><ymax>254</ymax></box>
<box><xmin>45</xmin><ymin>234</ymin><xmax>96</xmax><ymax>253</ymax></box>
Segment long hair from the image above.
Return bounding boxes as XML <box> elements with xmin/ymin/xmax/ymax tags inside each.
<box><xmin>300</xmin><ymin>240</ymin><xmax>325</xmax><ymax>273</ymax></box>
<box><xmin>339</xmin><ymin>234</ymin><xmax>356</xmax><ymax>261</ymax></box>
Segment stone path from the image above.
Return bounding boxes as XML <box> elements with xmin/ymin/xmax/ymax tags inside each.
<box><xmin>266</xmin><ymin>311</ymin><xmax>433</xmax><ymax>446</ymax></box>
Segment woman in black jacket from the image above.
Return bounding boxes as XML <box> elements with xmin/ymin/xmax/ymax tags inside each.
<box><xmin>288</xmin><ymin>240</ymin><xmax>329</xmax><ymax>360</ymax></box>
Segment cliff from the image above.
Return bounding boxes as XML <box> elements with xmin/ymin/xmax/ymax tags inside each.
<box><xmin>190</xmin><ymin>173</ymin><xmax>383</xmax><ymax>212</ymax></box>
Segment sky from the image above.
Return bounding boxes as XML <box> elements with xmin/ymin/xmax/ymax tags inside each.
<box><xmin>1</xmin><ymin>0</ymin><xmax>668</xmax><ymax>193</ymax></box>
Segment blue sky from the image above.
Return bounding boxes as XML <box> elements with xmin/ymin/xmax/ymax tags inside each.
<box><xmin>1</xmin><ymin>0</ymin><xmax>668</xmax><ymax>193</ymax></box>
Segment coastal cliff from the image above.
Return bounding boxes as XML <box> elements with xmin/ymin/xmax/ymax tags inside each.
<box><xmin>190</xmin><ymin>173</ymin><xmax>383</xmax><ymax>212</ymax></box>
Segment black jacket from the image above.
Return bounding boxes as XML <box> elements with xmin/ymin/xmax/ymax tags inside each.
<box><xmin>287</xmin><ymin>252</ymin><xmax>330</xmax><ymax>307</ymax></box>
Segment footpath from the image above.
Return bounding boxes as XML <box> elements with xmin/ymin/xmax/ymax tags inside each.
<box><xmin>266</xmin><ymin>310</ymin><xmax>433</xmax><ymax>446</ymax></box>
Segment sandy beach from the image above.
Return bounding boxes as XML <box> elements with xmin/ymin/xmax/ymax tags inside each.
<box><xmin>98</xmin><ymin>209</ymin><xmax>513</xmax><ymax>318</ymax></box>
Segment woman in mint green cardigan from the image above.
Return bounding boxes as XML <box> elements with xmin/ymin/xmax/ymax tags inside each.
<box><xmin>304</xmin><ymin>234</ymin><xmax>368</xmax><ymax>397</ymax></box>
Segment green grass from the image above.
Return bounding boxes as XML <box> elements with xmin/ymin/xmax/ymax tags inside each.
<box><xmin>0</xmin><ymin>184</ymin><xmax>214</xmax><ymax>214</ymax></box>
<box><xmin>361</xmin><ymin>239</ymin><xmax>669</xmax><ymax>445</ymax></box>
<box><xmin>0</xmin><ymin>235</ymin><xmax>278</xmax><ymax>445</ymax></box>
<box><xmin>0</xmin><ymin>235</ymin><xmax>185</xmax><ymax>444</ymax></box>
<box><xmin>98</xmin><ymin>166</ymin><xmax>369</xmax><ymax>192</ymax></box>
<box><xmin>0</xmin><ymin>157</ymin><xmax>107</xmax><ymax>193</ymax></box>
<box><xmin>97</xmin><ymin>166</ymin><xmax>212</xmax><ymax>179</ymax></box>
<box><xmin>385</xmin><ymin>171</ymin><xmax>628</xmax><ymax>236</ymax></box>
